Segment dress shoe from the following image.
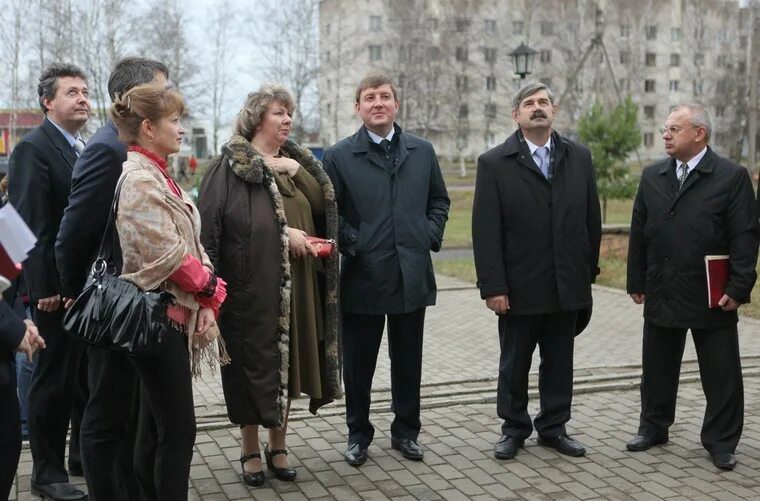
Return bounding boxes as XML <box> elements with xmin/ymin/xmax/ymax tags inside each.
<box><xmin>538</xmin><ymin>434</ymin><xmax>586</xmax><ymax>457</ymax></box>
<box><xmin>494</xmin><ymin>435</ymin><xmax>524</xmax><ymax>460</ymax></box>
<box><xmin>344</xmin><ymin>442</ymin><xmax>368</xmax><ymax>466</ymax></box>
<box><xmin>68</xmin><ymin>463</ymin><xmax>84</xmax><ymax>477</ymax></box>
<box><xmin>711</xmin><ymin>452</ymin><xmax>737</xmax><ymax>471</ymax></box>
<box><xmin>30</xmin><ymin>482</ymin><xmax>88</xmax><ymax>500</ymax></box>
<box><xmin>391</xmin><ymin>437</ymin><xmax>424</xmax><ymax>461</ymax></box>
<box><xmin>626</xmin><ymin>434</ymin><xmax>668</xmax><ymax>452</ymax></box>
<box><xmin>264</xmin><ymin>444</ymin><xmax>297</xmax><ymax>481</ymax></box>
<box><xmin>239</xmin><ymin>452</ymin><xmax>265</xmax><ymax>487</ymax></box>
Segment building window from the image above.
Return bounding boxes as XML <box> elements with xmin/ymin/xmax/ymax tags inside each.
<box><xmin>540</xmin><ymin>21</ymin><xmax>553</xmax><ymax>36</ymax></box>
<box><xmin>644</xmin><ymin>133</ymin><xmax>654</xmax><ymax>147</ymax></box>
<box><xmin>325</xmin><ymin>51</ymin><xmax>331</xmax><ymax>63</ymax></box>
<box><xmin>540</xmin><ymin>49</ymin><xmax>552</xmax><ymax>63</ymax></box>
<box><xmin>428</xmin><ymin>17</ymin><xmax>439</xmax><ymax>30</ymax></box>
<box><xmin>486</xmin><ymin>75</ymin><xmax>496</xmax><ymax>91</ymax></box>
<box><xmin>694</xmin><ymin>53</ymin><xmax>704</xmax><ymax>66</ymax></box>
<box><xmin>398</xmin><ymin>45</ymin><xmax>412</xmax><ymax>62</ymax></box>
<box><xmin>369</xmin><ymin>45</ymin><xmax>382</xmax><ymax>61</ymax></box>
<box><xmin>427</xmin><ymin>46</ymin><xmax>440</xmax><ymax>60</ymax></box>
<box><xmin>644</xmin><ymin>105</ymin><xmax>655</xmax><ymax>120</ymax></box>
<box><xmin>740</xmin><ymin>36</ymin><xmax>748</xmax><ymax>48</ymax></box>
<box><xmin>716</xmin><ymin>79</ymin><xmax>728</xmax><ymax>93</ymax></box>
<box><xmin>485</xmin><ymin>132</ymin><xmax>496</xmax><ymax>148</ymax></box>
<box><xmin>619</xmin><ymin>78</ymin><xmax>630</xmax><ymax>92</ymax></box>
<box><xmin>670</xmin><ymin>54</ymin><xmax>680</xmax><ymax>67</ymax></box>
<box><xmin>738</xmin><ymin>61</ymin><xmax>747</xmax><ymax>74</ymax></box>
<box><xmin>716</xmin><ymin>54</ymin><xmax>727</xmax><ymax>67</ymax></box>
<box><xmin>620</xmin><ymin>24</ymin><xmax>631</xmax><ymax>38</ymax></box>
<box><xmin>620</xmin><ymin>51</ymin><xmax>631</xmax><ymax>64</ymax></box>
<box><xmin>326</xmin><ymin>103</ymin><xmax>331</xmax><ymax>116</ymax></box>
<box><xmin>717</xmin><ymin>29</ymin><xmax>728</xmax><ymax>42</ymax></box>
<box><xmin>484</xmin><ymin>19</ymin><xmax>496</xmax><ymax>33</ymax></box>
<box><xmin>369</xmin><ymin>15</ymin><xmax>381</xmax><ymax>31</ymax></box>
<box><xmin>645</xmin><ymin>25</ymin><xmax>657</xmax><ymax>40</ymax></box>
<box><xmin>694</xmin><ymin>26</ymin><xmax>705</xmax><ymax>40</ymax></box>
<box><xmin>646</xmin><ymin>53</ymin><xmax>656</xmax><ymax>67</ymax></box>
<box><xmin>485</xmin><ymin>103</ymin><xmax>497</xmax><ymax>119</ymax></box>
<box><xmin>669</xmin><ymin>80</ymin><xmax>679</xmax><ymax>92</ymax></box>
<box><xmin>455</xmin><ymin>46</ymin><xmax>468</xmax><ymax>61</ymax></box>
<box><xmin>455</xmin><ymin>17</ymin><xmax>470</xmax><ymax>32</ymax></box>
<box><xmin>459</xmin><ymin>104</ymin><xmax>469</xmax><ymax>119</ymax></box>
<box><xmin>483</xmin><ymin>47</ymin><xmax>497</xmax><ymax>63</ymax></box>
<box><xmin>455</xmin><ymin>75</ymin><xmax>469</xmax><ymax>91</ymax></box>
<box><xmin>513</xmin><ymin>20</ymin><xmax>524</xmax><ymax>33</ymax></box>
<box><xmin>325</xmin><ymin>23</ymin><xmax>331</xmax><ymax>35</ymax></box>
<box><xmin>693</xmin><ymin>79</ymin><xmax>704</xmax><ymax>96</ymax></box>
<box><xmin>715</xmin><ymin>106</ymin><xmax>725</xmax><ymax>117</ymax></box>
<box><xmin>671</xmin><ymin>27</ymin><xmax>681</xmax><ymax>41</ymax></box>
<box><xmin>645</xmin><ymin>79</ymin><xmax>656</xmax><ymax>92</ymax></box>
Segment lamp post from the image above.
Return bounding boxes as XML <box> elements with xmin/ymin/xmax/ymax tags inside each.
<box><xmin>510</xmin><ymin>42</ymin><xmax>537</xmax><ymax>80</ymax></box>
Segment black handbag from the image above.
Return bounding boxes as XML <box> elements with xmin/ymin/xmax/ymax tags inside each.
<box><xmin>62</xmin><ymin>177</ymin><xmax>174</xmax><ymax>356</ymax></box>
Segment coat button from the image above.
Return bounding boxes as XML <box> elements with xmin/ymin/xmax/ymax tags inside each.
<box><xmin>669</xmin><ymin>211</ymin><xmax>675</xmax><ymax>218</ymax></box>
<box><xmin>665</xmin><ymin>256</ymin><xmax>671</xmax><ymax>261</ymax></box>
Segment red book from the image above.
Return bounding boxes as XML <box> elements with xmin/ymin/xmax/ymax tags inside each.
<box><xmin>0</xmin><ymin>244</ymin><xmax>22</xmax><ymax>280</ymax></box>
<box><xmin>705</xmin><ymin>255</ymin><xmax>729</xmax><ymax>308</ymax></box>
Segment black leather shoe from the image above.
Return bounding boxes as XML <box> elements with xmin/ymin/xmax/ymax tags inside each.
<box><xmin>626</xmin><ymin>434</ymin><xmax>668</xmax><ymax>452</ymax></box>
<box><xmin>264</xmin><ymin>444</ymin><xmax>297</xmax><ymax>481</ymax></box>
<box><xmin>30</xmin><ymin>482</ymin><xmax>88</xmax><ymax>500</ymax></box>
<box><xmin>68</xmin><ymin>463</ymin><xmax>84</xmax><ymax>477</ymax></box>
<box><xmin>239</xmin><ymin>452</ymin><xmax>265</xmax><ymax>487</ymax></box>
<box><xmin>344</xmin><ymin>442</ymin><xmax>368</xmax><ymax>466</ymax></box>
<box><xmin>494</xmin><ymin>435</ymin><xmax>524</xmax><ymax>459</ymax></box>
<box><xmin>391</xmin><ymin>437</ymin><xmax>424</xmax><ymax>461</ymax></box>
<box><xmin>711</xmin><ymin>452</ymin><xmax>737</xmax><ymax>471</ymax></box>
<box><xmin>538</xmin><ymin>434</ymin><xmax>586</xmax><ymax>457</ymax></box>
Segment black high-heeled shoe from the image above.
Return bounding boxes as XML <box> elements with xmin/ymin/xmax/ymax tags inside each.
<box><xmin>264</xmin><ymin>444</ymin><xmax>297</xmax><ymax>481</ymax></box>
<box><xmin>239</xmin><ymin>452</ymin><xmax>265</xmax><ymax>486</ymax></box>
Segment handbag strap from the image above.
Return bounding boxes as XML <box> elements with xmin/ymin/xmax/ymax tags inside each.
<box><xmin>93</xmin><ymin>175</ymin><xmax>128</xmax><ymax>271</ymax></box>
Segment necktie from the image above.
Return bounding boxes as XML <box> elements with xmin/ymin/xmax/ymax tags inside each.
<box><xmin>72</xmin><ymin>138</ymin><xmax>86</xmax><ymax>157</ymax></box>
<box><xmin>380</xmin><ymin>139</ymin><xmax>391</xmax><ymax>155</ymax></box>
<box><xmin>535</xmin><ymin>146</ymin><xmax>550</xmax><ymax>179</ymax></box>
<box><xmin>678</xmin><ymin>162</ymin><xmax>689</xmax><ymax>188</ymax></box>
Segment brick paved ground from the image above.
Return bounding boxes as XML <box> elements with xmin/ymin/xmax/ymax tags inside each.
<box><xmin>10</xmin><ymin>276</ymin><xmax>760</xmax><ymax>500</ymax></box>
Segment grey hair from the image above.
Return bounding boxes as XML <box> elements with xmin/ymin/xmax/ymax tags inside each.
<box><xmin>671</xmin><ymin>103</ymin><xmax>712</xmax><ymax>142</ymax></box>
<box><xmin>512</xmin><ymin>81</ymin><xmax>556</xmax><ymax>111</ymax></box>
<box><xmin>234</xmin><ymin>84</ymin><xmax>296</xmax><ymax>141</ymax></box>
<box><xmin>37</xmin><ymin>62</ymin><xmax>88</xmax><ymax>114</ymax></box>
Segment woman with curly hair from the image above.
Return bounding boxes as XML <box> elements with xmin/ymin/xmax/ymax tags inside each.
<box><xmin>199</xmin><ymin>84</ymin><xmax>341</xmax><ymax>486</ymax></box>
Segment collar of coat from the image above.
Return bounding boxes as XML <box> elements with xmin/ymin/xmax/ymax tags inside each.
<box><xmin>501</xmin><ymin>128</ymin><xmax>569</xmax><ymax>164</ymax></box>
<box><xmin>657</xmin><ymin>146</ymin><xmax>716</xmax><ymax>175</ymax></box>
<box><xmin>351</xmin><ymin>123</ymin><xmax>421</xmax><ymax>153</ymax></box>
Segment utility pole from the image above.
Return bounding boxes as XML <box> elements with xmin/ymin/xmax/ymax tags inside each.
<box><xmin>747</xmin><ymin>0</ymin><xmax>758</xmax><ymax>176</ymax></box>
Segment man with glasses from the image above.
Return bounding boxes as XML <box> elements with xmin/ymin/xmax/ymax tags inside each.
<box><xmin>626</xmin><ymin>103</ymin><xmax>759</xmax><ymax>470</ymax></box>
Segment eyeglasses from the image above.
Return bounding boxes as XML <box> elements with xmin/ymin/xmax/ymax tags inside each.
<box><xmin>659</xmin><ymin>125</ymin><xmax>699</xmax><ymax>136</ymax></box>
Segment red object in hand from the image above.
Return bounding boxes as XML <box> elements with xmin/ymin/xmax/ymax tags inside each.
<box><xmin>0</xmin><ymin>244</ymin><xmax>21</xmax><ymax>280</ymax></box>
<box><xmin>705</xmin><ymin>255</ymin><xmax>729</xmax><ymax>308</ymax></box>
<box><xmin>305</xmin><ymin>237</ymin><xmax>335</xmax><ymax>258</ymax></box>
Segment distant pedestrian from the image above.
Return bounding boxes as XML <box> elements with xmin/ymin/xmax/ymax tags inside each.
<box><xmin>472</xmin><ymin>82</ymin><xmax>601</xmax><ymax>460</ymax></box>
<box><xmin>626</xmin><ymin>103</ymin><xmax>759</xmax><ymax>471</ymax></box>
<box><xmin>189</xmin><ymin>155</ymin><xmax>197</xmax><ymax>176</ymax></box>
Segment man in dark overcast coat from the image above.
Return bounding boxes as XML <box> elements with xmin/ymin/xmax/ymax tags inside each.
<box><xmin>626</xmin><ymin>103</ymin><xmax>759</xmax><ymax>471</ymax></box>
<box><xmin>472</xmin><ymin>82</ymin><xmax>601</xmax><ymax>461</ymax></box>
<box><xmin>323</xmin><ymin>73</ymin><xmax>449</xmax><ymax>466</ymax></box>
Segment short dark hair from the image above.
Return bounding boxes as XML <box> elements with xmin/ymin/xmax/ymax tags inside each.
<box><xmin>355</xmin><ymin>73</ymin><xmax>398</xmax><ymax>103</ymax></box>
<box><xmin>37</xmin><ymin>63</ymin><xmax>87</xmax><ymax>114</ymax></box>
<box><xmin>107</xmin><ymin>57</ymin><xmax>169</xmax><ymax>102</ymax></box>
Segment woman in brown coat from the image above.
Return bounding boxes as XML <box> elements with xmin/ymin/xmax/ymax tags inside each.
<box><xmin>198</xmin><ymin>85</ymin><xmax>341</xmax><ymax>486</ymax></box>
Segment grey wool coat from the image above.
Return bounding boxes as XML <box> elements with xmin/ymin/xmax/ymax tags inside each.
<box><xmin>198</xmin><ymin>136</ymin><xmax>341</xmax><ymax>428</ymax></box>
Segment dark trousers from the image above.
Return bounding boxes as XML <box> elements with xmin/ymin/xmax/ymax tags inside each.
<box><xmin>80</xmin><ymin>346</ymin><xmax>140</xmax><ymax>501</ymax></box>
<box><xmin>129</xmin><ymin>329</ymin><xmax>195</xmax><ymax>501</ymax></box>
<box><xmin>343</xmin><ymin>308</ymin><xmax>425</xmax><ymax>446</ymax></box>
<box><xmin>0</xmin><ymin>380</ymin><xmax>21</xmax><ymax>501</ymax></box>
<box><xmin>638</xmin><ymin>320</ymin><xmax>744</xmax><ymax>454</ymax></box>
<box><xmin>497</xmin><ymin>311</ymin><xmax>577</xmax><ymax>439</ymax></box>
<box><xmin>27</xmin><ymin>307</ymin><xmax>87</xmax><ymax>485</ymax></box>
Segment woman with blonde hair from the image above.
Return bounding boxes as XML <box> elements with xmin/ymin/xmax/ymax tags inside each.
<box><xmin>110</xmin><ymin>83</ymin><xmax>227</xmax><ymax>500</ymax></box>
<box><xmin>199</xmin><ymin>84</ymin><xmax>341</xmax><ymax>486</ymax></box>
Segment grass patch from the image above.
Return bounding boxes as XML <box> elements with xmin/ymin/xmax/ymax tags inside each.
<box><xmin>434</xmin><ymin>257</ymin><xmax>477</xmax><ymax>284</ymax></box>
<box><xmin>442</xmin><ymin>190</ymin><xmax>474</xmax><ymax>249</ymax></box>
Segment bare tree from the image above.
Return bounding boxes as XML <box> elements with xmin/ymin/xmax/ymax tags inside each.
<box><xmin>252</xmin><ymin>0</ymin><xmax>320</xmax><ymax>141</ymax></box>
<box><xmin>0</xmin><ymin>0</ymin><xmax>26</xmax><ymax>148</ymax></box>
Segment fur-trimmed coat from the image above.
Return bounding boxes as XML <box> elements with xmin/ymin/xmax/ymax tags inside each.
<box><xmin>198</xmin><ymin>136</ymin><xmax>341</xmax><ymax>428</ymax></box>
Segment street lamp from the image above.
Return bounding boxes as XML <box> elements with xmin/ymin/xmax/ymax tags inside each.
<box><xmin>510</xmin><ymin>42</ymin><xmax>537</xmax><ymax>80</ymax></box>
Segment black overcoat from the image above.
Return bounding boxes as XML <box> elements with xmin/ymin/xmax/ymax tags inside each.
<box><xmin>323</xmin><ymin>125</ymin><xmax>450</xmax><ymax>315</ymax></box>
<box><xmin>627</xmin><ymin>148</ymin><xmax>759</xmax><ymax>329</ymax></box>
<box><xmin>472</xmin><ymin>130</ymin><xmax>602</xmax><ymax>316</ymax></box>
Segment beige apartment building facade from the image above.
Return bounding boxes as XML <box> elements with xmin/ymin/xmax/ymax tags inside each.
<box><xmin>318</xmin><ymin>0</ymin><xmax>755</xmax><ymax>163</ymax></box>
